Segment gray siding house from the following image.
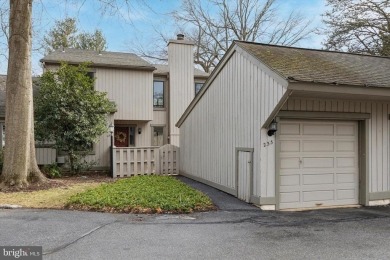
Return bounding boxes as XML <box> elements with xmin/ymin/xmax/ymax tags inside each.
<box><xmin>177</xmin><ymin>41</ymin><xmax>390</xmax><ymax>210</ymax></box>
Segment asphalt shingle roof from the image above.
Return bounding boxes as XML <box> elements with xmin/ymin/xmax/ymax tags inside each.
<box><xmin>236</xmin><ymin>41</ymin><xmax>390</xmax><ymax>88</ymax></box>
<box><xmin>41</xmin><ymin>48</ymin><xmax>155</xmax><ymax>70</ymax></box>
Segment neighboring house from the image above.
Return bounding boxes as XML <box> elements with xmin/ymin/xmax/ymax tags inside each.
<box><xmin>177</xmin><ymin>41</ymin><xmax>390</xmax><ymax>210</ymax></box>
<box><xmin>38</xmin><ymin>35</ymin><xmax>208</xmax><ymax>169</ymax></box>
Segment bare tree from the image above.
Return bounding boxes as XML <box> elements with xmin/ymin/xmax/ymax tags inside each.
<box><xmin>169</xmin><ymin>0</ymin><xmax>314</xmax><ymax>72</ymax></box>
<box><xmin>322</xmin><ymin>0</ymin><xmax>390</xmax><ymax>56</ymax></box>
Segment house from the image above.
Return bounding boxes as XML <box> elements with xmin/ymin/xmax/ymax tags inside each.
<box><xmin>38</xmin><ymin>35</ymin><xmax>206</xmax><ymax>171</ymax></box>
<box><xmin>176</xmin><ymin>41</ymin><xmax>390</xmax><ymax>210</ymax></box>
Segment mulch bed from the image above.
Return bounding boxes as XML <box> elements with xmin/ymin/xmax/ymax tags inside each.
<box><xmin>1</xmin><ymin>172</ymin><xmax>113</xmax><ymax>193</ymax></box>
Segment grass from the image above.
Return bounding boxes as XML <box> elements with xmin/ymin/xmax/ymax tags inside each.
<box><xmin>66</xmin><ymin>175</ymin><xmax>215</xmax><ymax>213</ymax></box>
<box><xmin>0</xmin><ymin>183</ymin><xmax>101</xmax><ymax>208</ymax></box>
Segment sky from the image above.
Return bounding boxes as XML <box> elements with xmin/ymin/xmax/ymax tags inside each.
<box><xmin>0</xmin><ymin>0</ymin><xmax>328</xmax><ymax>75</ymax></box>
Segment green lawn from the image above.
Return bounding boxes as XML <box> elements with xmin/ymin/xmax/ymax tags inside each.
<box><xmin>66</xmin><ymin>175</ymin><xmax>215</xmax><ymax>213</ymax></box>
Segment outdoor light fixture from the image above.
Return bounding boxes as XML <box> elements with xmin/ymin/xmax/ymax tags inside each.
<box><xmin>108</xmin><ymin>123</ymin><xmax>114</xmax><ymax>135</ymax></box>
<box><xmin>138</xmin><ymin>127</ymin><xmax>142</xmax><ymax>134</ymax></box>
<box><xmin>267</xmin><ymin>120</ymin><xmax>277</xmax><ymax>136</ymax></box>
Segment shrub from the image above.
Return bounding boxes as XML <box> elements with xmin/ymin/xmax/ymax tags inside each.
<box><xmin>42</xmin><ymin>163</ymin><xmax>62</xmax><ymax>179</ymax></box>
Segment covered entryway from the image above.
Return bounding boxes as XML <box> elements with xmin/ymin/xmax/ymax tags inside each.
<box><xmin>279</xmin><ymin>120</ymin><xmax>359</xmax><ymax>209</ymax></box>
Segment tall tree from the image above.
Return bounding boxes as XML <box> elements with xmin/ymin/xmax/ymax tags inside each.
<box><xmin>0</xmin><ymin>1</ymin><xmax>129</xmax><ymax>189</ymax></box>
<box><xmin>75</xmin><ymin>29</ymin><xmax>107</xmax><ymax>52</ymax></box>
<box><xmin>0</xmin><ymin>0</ymin><xmax>46</xmax><ymax>188</ymax></box>
<box><xmin>43</xmin><ymin>18</ymin><xmax>107</xmax><ymax>53</ymax></box>
<box><xmin>322</xmin><ymin>0</ymin><xmax>390</xmax><ymax>56</ymax></box>
<box><xmin>43</xmin><ymin>17</ymin><xmax>78</xmax><ymax>54</ymax></box>
<box><xmin>169</xmin><ymin>0</ymin><xmax>314</xmax><ymax>72</ymax></box>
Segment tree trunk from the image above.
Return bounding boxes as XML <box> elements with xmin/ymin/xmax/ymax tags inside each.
<box><xmin>0</xmin><ymin>0</ymin><xmax>46</xmax><ymax>189</ymax></box>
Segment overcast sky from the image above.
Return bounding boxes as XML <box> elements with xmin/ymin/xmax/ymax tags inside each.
<box><xmin>0</xmin><ymin>0</ymin><xmax>328</xmax><ymax>75</ymax></box>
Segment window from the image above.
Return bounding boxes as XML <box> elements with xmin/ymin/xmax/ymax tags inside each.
<box><xmin>86</xmin><ymin>72</ymin><xmax>95</xmax><ymax>89</ymax></box>
<box><xmin>86</xmin><ymin>71</ymin><xmax>95</xmax><ymax>80</ymax></box>
<box><xmin>153</xmin><ymin>81</ymin><xmax>164</xmax><ymax>108</ymax></box>
<box><xmin>129</xmin><ymin>126</ymin><xmax>135</xmax><ymax>146</ymax></box>
<box><xmin>152</xmin><ymin>126</ymin><xmax>164</xmax><ymax>146</ymax></box>
<box><xmin>195</xmin><ymin>82</ymin><xmax>204</xmax><ymax>95</ymax></box>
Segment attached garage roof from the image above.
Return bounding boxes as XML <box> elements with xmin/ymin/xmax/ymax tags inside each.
<box><xmin>236</xmin><ymin>41</ymin><xmax>390</xmax><ymax>88</ymax></box>
<box><xmin>41</xmin><ymin>48</ymin><xmax>156</xmax><ymax>71</ymax></box>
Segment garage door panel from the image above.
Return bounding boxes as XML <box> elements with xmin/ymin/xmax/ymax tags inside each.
<box><xmin>336</xmin><ymin>157</ymin><xmax>356</xmax><ymax>168</ymax></box>
<box><xmin>280</xmin><ymin>175</ymin><xmax>300</xmax><ymax>186</ymax></box>
<box><xmin>337</xmin><ymin>173</ymin><xmax>356</xmax><ymax>183</ymax></box>
<box><xmin>280</xmin><ymin>192</ymin><xmax>300</xmax><ymax>203</ymax></box>
<box><xmin>280</xmin><ymin>123</ymin><xmax>300</xmax><ymax>135</ymax></box>
<box><xmin>302</xmin><ymin>173</ymin><xmax>334</xmax><ymax>185</ymax></box>
<box><xmin>336</xmin><ymin>141</ymin><xmax>355</xmax><ymax>152</ymax></box>
<box><xmin>303</xmin><ymin>190</ymin><xmax>334</xmax><ymax>202</ymax></box>
<box><xmin>302</xmin><ymin>157</ymin><xmax>334</xmax><ymax>168</ymax></box>
<box><xmin>303</xmin><ymin>124</ymin><xmax>334</xmax><ymax>135</ymax></box>
<box><xmin>336</xmin><ymin>124</ymin><xmax>355</xmax><ymax>136</ymax></box>
<box><xmin>280</xmin><ymin>157</ymin><xmax>300</xmax><ymax>169</ymax></box>
<box><xmin>281</xmin><ymin>141</ymin><xmax>300</xmax><ymax>152</ymax></box>
<box><xmin>337</xmin><ymin>189</ymin><xmax>356</xmax><ymax>200</ymax></box>
<box><xmin>303</xmin><ymin>141</ymin><xmax>334</xmax><ymax>152</ymax></box>
<box><xmin>279</xmin><ymin>120</ymin><xmax>359</xmax><ymax>210</ymax></box>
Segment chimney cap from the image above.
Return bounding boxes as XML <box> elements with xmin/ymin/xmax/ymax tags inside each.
<box><xmin>177</xmin><ymin>34</ymin><xmax>185</xmax><ymax>40</ymax></box>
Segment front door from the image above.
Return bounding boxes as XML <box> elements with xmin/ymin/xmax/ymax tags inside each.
<box><xmin>114</xmin><ymin>127</ymin><xmax>129</xmax><ymax>147</ymax></box>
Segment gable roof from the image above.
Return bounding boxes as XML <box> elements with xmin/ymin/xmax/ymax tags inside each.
<box><xmin>236</xmin><ymin>41</ymin><xmax>390</xmax><ymax>88</ymax></box>
<box><xmin>153</xmin><ymin>64</ymin><xmax>209</xmax><ymax>78</ymax></box>
<box><xmin>40</xmin><ymin>48</ymin><xmax>156</xmax><ymax>71</ymax></box>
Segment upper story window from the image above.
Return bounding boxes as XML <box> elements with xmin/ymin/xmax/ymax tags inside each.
<box><xmin>195</xmin><ymin>82</ymin><xmax>204</xmax><ymax>96</ymax></box>
<box><xmin>86</xmin><ymin>71</ymin><xmax>95</xmax><ymax>89</ymax></box>
<box><xmin>86</xmin><ymin>72</ymin><xmax>95</xmax><ymax>80</ymax></box>
<box><xmin>153</xmin><ymin>81</ymin><xmax>164</xmax><ymax>108</ymax></box>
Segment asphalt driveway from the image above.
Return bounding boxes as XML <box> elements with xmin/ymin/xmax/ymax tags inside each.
<box><xmin>1</xmin><ymin>176</ymin><xmax>390</xmax><ymax>259</ymax></box>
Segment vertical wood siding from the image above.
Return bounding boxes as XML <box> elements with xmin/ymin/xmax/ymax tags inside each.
<box><xmin>168</xmin><ymin>43</ymin><xmax>194</xmax><ymax>145</ymax></box>
<box><xmin>179</xmin><ymin>49</ymin><xmax>287</xmax><ymax>198</ymax></box>
<box><xmin>152</xmin><ymin>111</ymin><xmax>167</xmax><ymax>125</ymax></box>
<box><xmin>95</xmin><ymin>68</ymin><xmax>153</xmax><ymax>121</ymax></box>
<box><xmin>281</xmin><ymin>97</ymin><xmax>390</xmax><ymax>193</ymax></box>
<box><xmin>36</xmin><ymin>148</ymin><xmax>56</xmax><ymax>165</ymax></box>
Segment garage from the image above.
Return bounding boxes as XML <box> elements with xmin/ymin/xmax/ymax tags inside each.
<box><xmin>279</xmin><ymin>120</ymin><xmax>359</xmax><ymax>209</ymax></box>
<box><xmin>178</xmin><ymin>41</ymin><xmax>390</xmax><ymax>210</ymax></box>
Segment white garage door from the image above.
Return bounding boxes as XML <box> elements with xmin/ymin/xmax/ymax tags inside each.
<box><xmin>279</xmin><ymin>120</ymin><xmax>359</xmax><ymax>210</ymax></box>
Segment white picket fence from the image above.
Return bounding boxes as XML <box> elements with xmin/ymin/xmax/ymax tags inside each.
<box><xmin>112</xmin><ymin>144</ymin><xmax>179</xmax><ymax>178</ymax></box>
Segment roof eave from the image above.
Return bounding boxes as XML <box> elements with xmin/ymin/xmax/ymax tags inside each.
<box><xmin>41</xmin><ymin>60</ymin><xmax>156</xmax><ymax>71</ymax></box>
